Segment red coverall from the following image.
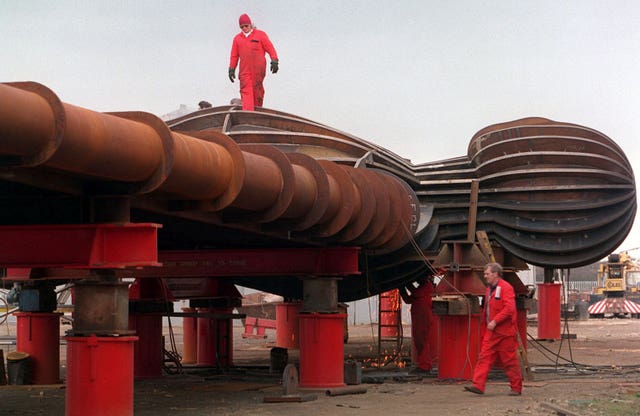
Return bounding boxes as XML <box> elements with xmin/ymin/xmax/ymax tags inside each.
<box><xmin>472</xmin><ymin>278</ymin><xmax>522</xmax><ymax>393</ymax></box>
<box><xmin>400</xmin><ymin>281</ymin><xmax>434</xmax><ymax>371</ymax></box>
<box><xmin>229</xmin><ymin>29</ymin><xmax>278</xmax><ymax>111</ymax></box>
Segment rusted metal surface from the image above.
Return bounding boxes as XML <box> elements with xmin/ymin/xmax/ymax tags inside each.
<box><xmin>71</xmin><ymin>278</ymin><xmax>133</xmax><ymax>335</ymax></box>
<box><xmin>0</xmin><ymin>82</ymin><xmax>417</xmax><ymax>255</ymax></box>
<box><xmin>173</xmin><ymin>107</ymin><xmax>636</xmax><ymax>267</ymax></box>
<box><xmin>0</xmin><ymin>81</ymin><xmax>636</xmax><ymax>300</ymax></box>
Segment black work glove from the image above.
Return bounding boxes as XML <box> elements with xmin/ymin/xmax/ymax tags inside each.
<box><xmin>228</xmin><ymin>68</ymin><xmax>235</xmax><ymax>83</ymax></box>
<box><xmin>270</xmin><ymin>60</ymin><xmax>279</xmax><ymax>74</ymax></box>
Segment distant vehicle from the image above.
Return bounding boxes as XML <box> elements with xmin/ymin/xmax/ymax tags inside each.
<box><xmin>589</xmin><ymin>249</ymin><xmax>640</xmax><ymax>318</ymax></box>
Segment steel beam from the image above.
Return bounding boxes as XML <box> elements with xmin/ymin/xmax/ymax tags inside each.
<box><xmin>0</xmin><ymin>224</ymin><xmax>160</xmax><ymax>268</ymax></box>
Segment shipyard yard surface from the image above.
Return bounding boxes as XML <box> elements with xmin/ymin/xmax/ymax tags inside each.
<box><xmin>2</xmin><ymin>319</ymin><xmax>640</xmax><ymax>415</ymax></box>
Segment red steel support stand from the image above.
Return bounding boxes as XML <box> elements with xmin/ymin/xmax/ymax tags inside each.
<box><xmin>66</xmin><ymin>335</ymin><xmax>138</xmax><ymax>416</ymax></box>
<box><xmin>181</xmin><ymin>307</ymin><xmax>198</xmax><ymax>364</ymax></box>
<box><xmin>437</xmin><ymin>314</ymin><xmax>482</xmax><ymax>379</ymax></box>
<box><xmin>517</xmin><ymin>309</ymin><xmax>528</xmax><ymax>350</ymax></box>
<box><xmin>537</xmin><ymin>283</ymin><xmax>561</xmax><ymax>340</ymax></box>
<box><xmin>298</xmin><ymin>313</ymin><xmax>347</xmax><ymax>388</ymax></box>
<box><xmin>129</xmin><ymin>313</ymin><xmax>163</xmax><ymax>379</ymax></box>
<box><xmin>429</xmin><ymin>315</ymin><xmax>439</xmax><ymax>365</ymax></box>
<box><xmin>433</xmin><ymin>242</ymin><xmax>486</xmax><ymax>380</ymax></box>
<box><xmin>196</xmin><ymin>307</ymin><xmax>233</xmax><ymax>367</ymax></box>
<box><xmin>128</xmin><ymin>278</ymin><xmax>170</xmax><ymax>379</ymax></box>
<box><xmin>196</xmin><ymin>308</ymin><xmax>215</xmax><ymax>366</ymax></box>
<box><xmin>15</xmin><ymin>312</ymin><xmax>62</xmax><ymax>384</ymax></box>
<box><xmin>0</xmin><ymin>222</ymin><xmax>159</xmax><ymax>416</ymax></box>
<box><xmin>217</xmin><ymin>309</ymin><xmax>233</xmax><ymax>367</ymax></box>
<box><xmin>276</xmin><ymin>302</ymin><xmax>302</xmax><ymax>349</ymax></box>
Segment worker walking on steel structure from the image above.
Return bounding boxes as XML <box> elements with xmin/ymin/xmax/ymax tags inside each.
<box><xmin>464</xmin><ymin>262</ymin><xmax>523</xmax><ymax>396</ymax></box>
<box><xmin>228</xmin><ymin>13</ymin><xmax>279</xmax><ymax>111</ymax></box>
<box><xmin>399</xmin><ymin>276</ymin><xmax>434</xmax><ymax>375</ymax></box>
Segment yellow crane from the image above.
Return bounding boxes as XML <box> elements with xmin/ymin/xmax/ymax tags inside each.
<box><xmin>589</xmin><ymin>247</ymin><xmax>640</xmax><ymax>317</ymax></box>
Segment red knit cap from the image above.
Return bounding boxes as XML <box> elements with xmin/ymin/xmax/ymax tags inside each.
<box><xmin>239</xmin><ymin>14</ymin><xmax>251</xmax><ymax>26</ymax></box>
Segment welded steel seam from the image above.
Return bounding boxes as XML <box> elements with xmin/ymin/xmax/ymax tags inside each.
<box><xmin>335</xmin><ymin>167</ymin><xmax>376</xmax><ymax>243</ymax></box>
<box><xmin>234</xmin><ymin>144</ymin><xmax>294</xmax><ymax>222</ymax></box>
<box><xmin>157</xmin><ymin>131</ymin><xmax>234</xmax><ymax>200</ymax></box>
<box><xmin>350</xmin><ymin>172</ymin><xmax>391</xmax><ymax>246</ymax></box>
<box><xmin>105</xmin><ymin>111</ymin><xmax>174</xmax><ymax>194</ymax></box>
<box><xmin>49</xmin><ymin>103</ymin><xmax>164</xmax><ymax>182</ymax></box>
<box><xmin>366</xmin><ymin>175</ymin><xmax>404</xmax><ymax>249</ymax></box>
<box><xmin>282</xmin><ymin>153</ymin><xmax>329</xmax><ymax>230</ymax></box>
<box><xmin>283</xmin><ymin>163</ymin><xmax>318</xmax><ymax>219</ymax></box>
<box><xmin>313</xmin><ymin>160</ymin><xmax>355</xmax><ymax>237</ymax></box>
<box><xmin>172</xmin><ymin>130</ymin><xmax>246</xmax><ymax>210</ymax></box>
<box><xmin>228</xmin><ymin>148</ymin><xmax>284</xmax><ymax>212</ymax></box>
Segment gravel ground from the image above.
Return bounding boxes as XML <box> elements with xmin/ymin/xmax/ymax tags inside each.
<box><xmin>2</xmin><ymin>318</ymin><xmax>640</xmax><ymax>415</ymax></box>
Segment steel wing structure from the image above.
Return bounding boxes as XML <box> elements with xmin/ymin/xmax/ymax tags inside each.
<box><xmin>0</xmin><ymin>81</ymin><xmax>636</xmax><ymax>300</ymax></box>
<box><xmin>0</xmin><ymin>81</ymin><xmax>636</xmax><ymax>414</ymax></box>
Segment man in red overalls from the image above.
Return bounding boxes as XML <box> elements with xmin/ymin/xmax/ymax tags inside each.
<box><xmin>465</xmin><ymin>262</ymin><xmax>522</xmax><ymax>395</ymax></box>
<box><xmin>228</xmin><ymin>13</ymin><xmax>279</xmax><ymax>111</ymax></box>
<box><xmin>400</xmin><ymin>276</ymin><xmax>434</xmax><ymax>375</ymax></box>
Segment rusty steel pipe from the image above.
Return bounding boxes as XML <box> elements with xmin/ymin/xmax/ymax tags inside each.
<box><xmin>314</xmin><ymin>160</ymin><xmax>355</xmax><ymax>237</ymax></box>
<box><xmin>336</xmin><ymin>167</ymin><xmax>374</xmax><ymax>243</ymax></box>
<box><xmin>282</xmin><ymin>163</ymin><xmax>318</xmax><ymax>219</ymax></box>
<box><xmin>173</xmin><ymin>105</ymin><xmax>634</xmax><ymax>270</ymax></box>
<box><xmin>1</xmin><ymin>81</ymin><xmax>636</xmax><ymax>301</ymax></box>
<box><xmin>0</xmin><ymin>83</ymin><xmax>58</xmax><ymax>161</ymax></box>
<box><xmin>49</xmin><ymin>103</ymin><xmax>164</xmax><ymax>182</ymax></box>
<box><xmin>158</xmin><ymin>131</ymin><xmax>233</xmax><ymax>199</ymax></box>
<box><xmin>0</xmin><ymin>81</ymin><xmax>419</xmax><ymax>253</ymax></box>
<box><xmin>283</xmin><ymin>152</ymin><xmax>330</xmax><ymax>231</ymax></box>
<box><xmin>231</xmin><ymin>151</ymin><xmax>283</xmax><ymax>211</ymax></box>
<box><xmin>319</xmin><ymin>173</ymin><xmax>342</xmax><ymax>226</ymax></box>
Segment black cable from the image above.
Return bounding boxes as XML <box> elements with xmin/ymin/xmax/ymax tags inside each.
<box><xmin>527</xmin><ymin>332</ymin><xmax>584</xmax><ymax>366</ymax></box>
<box><xmin>160</xmin><ymin>282</ymin><xmax>183</xmax><ymax>375</ymax></box>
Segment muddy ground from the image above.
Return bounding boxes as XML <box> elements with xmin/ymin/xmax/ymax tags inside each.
<box><xmin>2</xmin><ymin>318</ymin><xmax>640</xmax><ymax>415</ymax></box>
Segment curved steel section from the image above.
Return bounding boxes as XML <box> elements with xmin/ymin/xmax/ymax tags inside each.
<box><xmin>466</xmin><ymin>117</ymin><xmax>636</xmax><ymax>267</ymax></box>
<box><xmin>234</xmin><ymin>144</ymin><xmax>294</xmax><ymax>222</ymax></box>
<box><xmin>176</xmin><ymin>130</ymin><xmax>246</xmax><ymax>210</ymax></box>
<box><xmin>1</xmin><ymin>82</ymin><xmax>64</xmax><ymax>167</ymax></box>
<box><xmin>312</xmin><ymin>160</ymin><xmax>355</xmax><ymax>238</ymax></box>
<box><xmin>170</xmin><ymin>109</ymin><xmax>635</xmax><ymax>269</ymax></box>
<box><xmin>105</xmin><ymin>111</ymin><xmax>174</xmax><ymax>194</ymax></box>
<box><xmin>49</xmin><ymin>103</ymin><xmax>164</xmax><ymax>182</ymax></box>
<box><xmin>282</xmin><ymin>152</ymin><xmax>329</xmax><ymax>230</ymax></box>
<box><xmin>336</xmin><ymin>167</ymin><xmax>375</xmax><ymax>243</ymax></box>
<box><xmin>0</xmin><ymin>82</ymin><xmax>417</xmax><ymax>253</ymax></box>
<box><xmin>0</xmin><ymin>82</ymin><xmax>637</xmax><ymax>298</ymax></box>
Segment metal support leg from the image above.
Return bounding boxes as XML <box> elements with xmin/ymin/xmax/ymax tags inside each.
<box><xmin>299</xmin><ymin>278</ymin><xmax>346</xmax><ymax>388</ymax></box>
<box><xmin>537</xmin><ymin>269</ymin><xmax>561</xmax><ymax>340</ymax></box>
<box><xmin>66</xmin><ymin>271</ymin><xmax>137</xmax><ymax>416</ymax></box>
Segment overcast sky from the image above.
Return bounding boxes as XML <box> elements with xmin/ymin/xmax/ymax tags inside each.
<box><xmin>2</xmin><ymin>1</ymin><xmax>640</xmax><ymax>254</ymax></box>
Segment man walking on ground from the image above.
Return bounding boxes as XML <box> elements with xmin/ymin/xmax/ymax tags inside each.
<box><xmin>464</xmin><ymin>262</ymin><xmax>522</xmax><ymax>395</ymax></box>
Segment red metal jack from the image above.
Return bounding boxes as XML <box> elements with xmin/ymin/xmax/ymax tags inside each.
<box><xmin>15</xmin><ymin>312</ymin><xmax>62</xmax><ymax>384</ymax></box>
<box><xmin>275</xmin><ymin>302</ymin><xmax>302</xmax><ymax>349</ymax></box>
<box><xmin>537</xmin><ymin>276</ymin><xmax>561</xmax><ymax>340</ymax></box>
<box><xmin>432</xmin><ymin>239</ymin><xmax>529</xmax><ymax>380</ymax></box>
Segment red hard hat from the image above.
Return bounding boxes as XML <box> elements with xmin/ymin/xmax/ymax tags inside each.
<box><xmin>239</xmin><ymin>14</ymin><xmax>251</xmax><ymax>26</ymax></box>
